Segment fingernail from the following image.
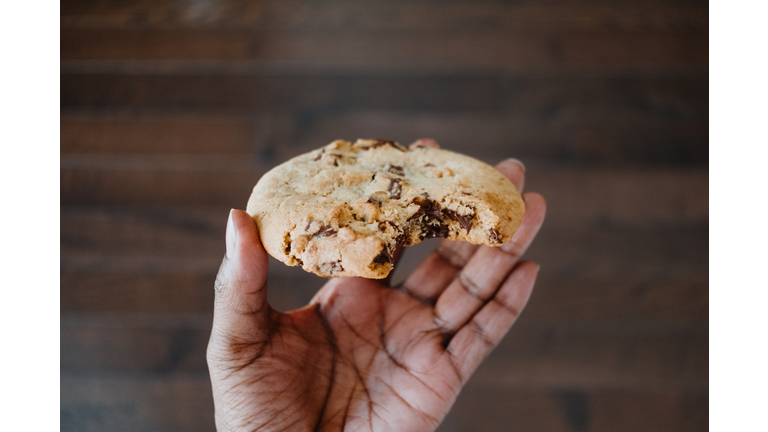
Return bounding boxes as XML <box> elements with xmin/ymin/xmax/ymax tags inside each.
<box><xmin>506</xmin><ymin>158</ymin><xmax>526</xmax><ymax>173</ymax></box>
<box><xmin>226</xmin><ymin>209</ymin><xmax>237</xmax><ymax>260</ymax></box>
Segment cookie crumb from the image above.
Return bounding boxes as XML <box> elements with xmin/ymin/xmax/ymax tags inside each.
<box><xmin>338</xmin><ymin>227</ymin><xmax>357</xmax><ymax>242</ymax></box>
<box><xmin>291</xmin><ymin>235</ymin><xmax>310</xmax><ymax>253</ymax></box>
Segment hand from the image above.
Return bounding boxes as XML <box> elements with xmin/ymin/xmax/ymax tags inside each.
<box><xmin>207</xmin><ymin>139</ymin><xmax>547</xmax><ymax>432</ymax></box>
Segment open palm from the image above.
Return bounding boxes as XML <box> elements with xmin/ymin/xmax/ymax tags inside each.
<box><xmin>208</xmin><ymin>144</ymin><xmax>546</xmax><ymax>432</ymax></box>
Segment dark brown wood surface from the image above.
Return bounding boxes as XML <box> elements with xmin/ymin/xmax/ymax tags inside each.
<box><xmin>60</xmin><ymin>0</ymin><xmax>708</xmax><ymax>430</ymax></box>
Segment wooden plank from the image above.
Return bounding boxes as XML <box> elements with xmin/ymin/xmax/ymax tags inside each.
<box><xmin>61</xmin><ymin>111</ymin><xmax>707</xmax><ymax>166</ymax></box>
<box><xmin>61</xmin><ymin>0</ymin><xmax>708</xmax><ymax>32</ymax></box>
<box><xmin>60</xmin><ymin>74</ymin><xmax>708</xmax><ymax>120</ymax></box>
<box><xmin>60</xmin><ymin>203</ymin><xmax>707</xmax><ymax>278</ymax></box>
<box><xmin>61</xmin><ymin>159</ymin><xmax>265</xmax><ymax>206</ymax></box>
<box><xmin>60</xmin><ymin>28</ymin><xmax>708</xmax><ymax>69</ymax></box>
<box><xmin>60</xmin><ymin>267</ymin><xmax>325</xmax><ymax>314</ymax></box>
<box><xmin>60</xmin><ymin>375</ymin><xmax>706</xmax><ymax>432</ymax></box>
<box><xmin>61</xmin><ymin>113</ymin><xmax>259</xmax><ymax>154</ymax></box>
<box><xmin>60</xmin><ymin>267</ymin><xmax>706</xmax><ymax>330</ymax></box>
<box><xmin>61</xmin><ymin>270</ymin><xmax>218</xmax><ymax>314</ymax></box>
<box><xmin>280</xmin><ymin>112</ymin><xmax>709</xmax><ymax>167</ymax></box>
<box><xmin>60</xmin><ymin>208</ymin><xmax>707</xmax><ymax>327</ymax></box>
<box><xmin>442</xmin><ymin>386</ymin><xmax>707</xmax><ymax>432</ymax></box>
<box><xmin>61</xmin><ymin>315</ymin><xmax>706</xmax><ymax>391</ymax></box>
<box><xmin>523</xmin><ymin>274</ymin><xmax>708</xmax><ymax>329</ymax></box>
<box><xmin>60</xmin><ymin>164</ymin><xmax>708</xmax><ymax>225</ymax></box>
<box><xmin>525</xmin><ymin>166</ymin><xmax>709</xmax><ymax>228</ymax></box>
<box><xmin>61</xmin><ymin>374</ymin><xmax>214</xmax><ymax>432</ymax></box>
<box><xmin>60</xmin><ymin>73</ymin><xmax>515</xmax><ymax>112</ymax></box>
<box><xmin>476</xmin><ymin>328</ymin><xmax>707</xmax><ymax>391</ymax></box>
<box><xmin>60</xmin><ymin>206</ymin><xmax>225</xmax><ymax>256</ymax></box>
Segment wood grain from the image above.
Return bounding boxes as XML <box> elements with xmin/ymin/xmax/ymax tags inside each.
<box><xmin>61</xmin><ymin>113</ymin><xmax>259</xmax><ymax>154</ymax></box>
<box><xmin>61</xmin><ymin>374</ymin><xmax>215</xmax><ymax>432</ymax></box>
<box><xmin>61</xmin><ymin>314</ymin><xmax>705</xmax><ymax>390</ymax></box>
<box><xmin>61</xmin><ymin>0</ymin><xmax>708</xmax><ymax>32</ymax></box>
<box><xmin>60</xmin><ymin>164</ymin><xmax>708</xmax><ymax>226</ymax></box>
<box><xmin>60</xmin><ymin>206</ymin><xmax>707</xmax><ymax>329</ymax></box>
<box><xmin>61</xmin><ymin>28</ymin><xmax>707</xmax><ymax>70</ymax></box>
<box><xmin>61</xmin><ymin>74</ymin><xmax>708</xmax><ymax>118</ymax></box>
<box><xmin>61</xmin><ymin>111</ymin><xmax>708</xmax><ymax>165</ymax></box>
<box><xmin>443</xmin><ymin>386</ymin><xmax>707</xmax><ymax>432</ymax></box>
<box><xmin>60</xmin><ymin>374</ymin><xmax>706</xmax><ymax>432</ymax></box>
<box><xmin>59</xmin><ymin>0</ymin><xmax>708</xmax><ymax>430</ymax></box>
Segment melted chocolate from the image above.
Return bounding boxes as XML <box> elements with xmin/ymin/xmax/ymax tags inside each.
<box><xmin>443</xmin><ymin>209</ymin><xmax>473</xmax><ymax>233</ymax></box>
<box><xmin>373</xmin><ymin>247</ymin><xmax>393</xmax><ymax>264</ymax></box>
<box><xmin>396</xmin><ymin>232</ymin><xmax>413</xmax><ymax>247</ymax></box>
<box><xmin>406</xmin><ymin>197</ymin><xmax>449</xmax><ymax>240</ymax></box>
<box><xmin>388</xmin><ymin>178</ymin><xmax>403</xmax><ymax>199</ymax></box>
<box><xmin>408</xmin><ymin>197</ymin><xmax>441</xmax><ymax>221</ymax></box>
<box><xmin>420</xmin><ymin>223</ymin><xmax>449</xmax><ymax>240</ymax></box>
<box><xmin>314</xmin><ymin>225</ymin><xmax>337</xmax><ymax>238</ymax></box>
<box><xmin>489</xmin><ymin>228</ymin><xmax>501</xmax><ymax>244</ymax></box>
<box><xmin>388</xmin><ymin>165</ymin><xmax>404</xmax><ymax>176</ymax></box>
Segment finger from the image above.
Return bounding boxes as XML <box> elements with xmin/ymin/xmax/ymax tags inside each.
<box><xmin>495</xmin><ymin>158</ymin><xmax>526</xmax><ymax>193</ymax></box>
<box><xmin>432</xmin><ymin>192</ymin><xmax>546</xmax><ymax>334</ymax></box>
<box><xmin>409</xmin><ymin>138</ymin><xmax>440</xmax><ymax>149</ymax></box>
<box><xmin>446</xmin><ymin>261</ymin><xmax>539</xmax><ymax>381</ymax></box>
<box><xmin>399</xmin><ymin>240</ymin><xmax>478</xmax><ymax>303</ymax></box>
<box><xmin>208</xmin><ymin>209</ymin><xmax>272</xmax><ymax>361</ymax></box>
<box><xmin>400</xmin><ymin>158</ymin><xmax>528</xmax><ymax>303</ymax></box>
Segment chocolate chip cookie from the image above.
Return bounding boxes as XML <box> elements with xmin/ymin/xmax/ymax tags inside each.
<box><xmin>246</xmin><ymin>139</ymin><xmax>525</xmax><ymax>279</ymax></box>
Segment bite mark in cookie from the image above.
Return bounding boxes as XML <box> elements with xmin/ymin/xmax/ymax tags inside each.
<box><xmin>246</xmin><ymin>139</ymin><xmax>525</xmax><ymax>278</ymax></box>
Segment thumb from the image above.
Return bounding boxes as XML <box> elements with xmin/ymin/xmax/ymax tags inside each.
<box><xmin>208</xmin><ymin>209</ymin><xmax>271</xmax><ymax>363</ymax></box>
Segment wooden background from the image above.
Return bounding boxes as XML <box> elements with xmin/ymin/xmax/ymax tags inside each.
<box><xmin>60</xmin><ymin>0</ymin><xmax>708</xmax><ymax>431</ymax></box>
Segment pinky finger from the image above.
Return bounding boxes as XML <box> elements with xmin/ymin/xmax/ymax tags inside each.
<box><xmin>445</xmin><ymin>261</ymin><xmax>539</xmax><ymax>382</ymax></box>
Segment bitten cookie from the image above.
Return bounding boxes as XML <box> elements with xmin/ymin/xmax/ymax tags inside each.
<box><xmin>246</xmin><ymin>139</ymin><xmax>525</xmax><ymax>279</ymax></box>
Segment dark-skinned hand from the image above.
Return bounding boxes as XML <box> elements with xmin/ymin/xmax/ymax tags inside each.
<box><xmin>207</xmin><ymin>139</ymin><xmax>547</xmax><ymax>431</ymax></box>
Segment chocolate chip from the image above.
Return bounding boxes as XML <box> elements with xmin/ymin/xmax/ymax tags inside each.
<box><xmin>424</xmin><ymin>163</ymin><xmax>435</xmax><ymax>167</ymax></box>
<box><xmin>489</xmin><ymin>228</ymin><xmax>501</xmax><ymax>244</ymax></box>
<box><xmin>443</xmin><ymin>209</ymin><xmax>473</xmax><ymax>233</ymax></box>
<box><xmin>373</xmin><ymin>246</ymin><xmax>393</xmax><ymax>264</ymax></box>
<box><xmin>396</xmin><ymin>232</ymin><xmax>413</xmax><ymax>247</ymax></box>
<box><xmin>421</xmin><ymin>192</ymin><xmax>430</xmax><ymax>197</ymax></box>
<box><xmin>387</xmin><ymin>165</ymin><xmax>404</xmax><ymax>176</ymax></box>
<box><xmin>319</xmin><ymin>260</ymin><xmax>344</xmax><ymax>274</ymax></box>
<box><xmin>408</xmin><ymin>197</ymin><xmax>441</xmax><ymax>221</ymax></box>
<box><xmin>420</xmin><ymin>223</ymin><xmax>449</xmax><ymax>240</ymax></box>
<box><xmin>314</xmin><ymin>225</ymin><xmax>337</xmax><ymax>238</ymax></box>
<box><xmin>313</xmin><ymin>150</ymin><xmax>324</xmax><ymax>161</ymax></box>
<box><xmin>388</xmin><ymin>178</ymin><xmax>403</xmax><ymax>199</ymax></box>
<box><xmin>305</xmin><ymin>219</ymin><xmax>314</xmax><ymax>230</ymax></box>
